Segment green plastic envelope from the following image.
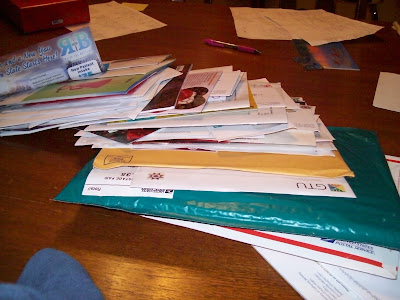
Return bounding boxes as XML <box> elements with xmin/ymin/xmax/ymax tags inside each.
<box><xmin>55</xmin><ymin>127</ymin><xmax>400</xmax><ymax>250</ymax></box>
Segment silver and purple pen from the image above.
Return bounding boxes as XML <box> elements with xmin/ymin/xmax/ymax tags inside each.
<box><xmin>204</xmin><ymin>38</ymin><xmax>261</xmax><ymax>55</ymax></box>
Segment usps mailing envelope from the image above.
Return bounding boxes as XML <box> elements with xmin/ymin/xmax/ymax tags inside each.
<box><xmin>143</xmin><ymin>216</ymin><xmax>399</xmax><ymax>279</ymax></box>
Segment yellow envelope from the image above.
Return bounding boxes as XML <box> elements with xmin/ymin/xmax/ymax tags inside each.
<box><xmin>122</xmin><ymin>2</ymin><xmax>148</xmax><ymax>12</ymax></box>
<box><xmin>93</xmin><ymin>148</ymin><xmax>354</xmax><ymax>178</ymax></box>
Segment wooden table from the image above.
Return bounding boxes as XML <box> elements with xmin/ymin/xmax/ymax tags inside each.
<box><xmin>1</xmin><ymin>2</ymin><xmax>399</xmax><ymax>299</ymax></box>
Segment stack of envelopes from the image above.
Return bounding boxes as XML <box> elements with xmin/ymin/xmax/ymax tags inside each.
<box><xmin>52</xmin><ymin>57</ymin><xmax>400</xmax><ymax>292</ymax></box>
<box><xmin>3</xmin><ymin>53</ymin><xmax>399</xmax><ymax>295</ymax></box>
<box><xmin>0</xmin><ymin>55</ymin><xmax>175</xmax><ymax>135</ymax></box>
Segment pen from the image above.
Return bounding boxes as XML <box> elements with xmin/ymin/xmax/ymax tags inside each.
<box><xmin>204</xmin><ymin>39</ymin><xmax>261</xmax><ymax>55</ymax></box>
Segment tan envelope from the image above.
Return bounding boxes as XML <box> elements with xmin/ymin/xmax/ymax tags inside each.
<box><xmin>93</xmin><ymin>148</ymin><xmax>354</xmax><ymax>178</ymax></box>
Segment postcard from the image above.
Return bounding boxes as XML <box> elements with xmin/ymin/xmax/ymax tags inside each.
<box><xmin>309</xmin><ymin>42</ymin><xmax>360</xmax><ymax>70</ymax></box>
<box><xmin>144</xmin><ymin>215</ymin><xmax>398</xmax><ymax>279</ymax></box>
<box><xmin>0</xmin><ymin>27</ymin><xmax>103</xmax><ymax>97</ymax></box>
<box><xmin>293</xmin><ymin>39</ymin><xmax>360</xmax><ymax>71</ymax></box>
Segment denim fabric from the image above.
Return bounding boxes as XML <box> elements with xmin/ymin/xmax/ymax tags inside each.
<box><xmin>0</xmin><ymin>248</ymin><xmax>104</xmax><ymax>300</ymax></box>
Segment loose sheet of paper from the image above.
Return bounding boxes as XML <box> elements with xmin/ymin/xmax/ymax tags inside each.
<box><xmin>66</xmin><ymin>1</ymin><xmax>166</xmax><ymax>41</ymax></box>
<box><xmin>373</xmin><ymin>72</ymin><xmax>400</xmax><ymax>113</ymax></box>
<box><xmin>230</xmin><ymin>8</ymin><xmax>383</xmax><ymax>46</ymax></box>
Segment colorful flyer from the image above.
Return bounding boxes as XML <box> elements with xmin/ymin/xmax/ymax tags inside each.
<box><xmin>0</xmin><ymin>27</ymin><xmax>104</xmax><ymax>97</ymax></box>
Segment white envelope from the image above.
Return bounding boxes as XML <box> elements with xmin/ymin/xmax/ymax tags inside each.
<box><xmin>231</xmin><ymin>128</ymin><xmax>317</xmax><ymax>146</ymax></box>
<box><xmin>135</xmin><ymin>126</ymin><xmax>215</xmax><ymax>142</ymax></box>
<box><xmin>144</xmin><ymin>215</ymin><xmax>399</xmax><ymax>279</ymax></box>
<box><xmin>129</xmin><ymin>67</ymin><xmax>182</xmax><ymax>98</ymax></box>
<box><xmin>85</xmin><ymin>107</ymin><xmax>288</xmax><ymax>131</ymax></box>
<box><xmin>129</xmin><ymin>166</ymin><xmax>355</xmax><ymax>197</ymax></box>
<box><xmin>249</xmin><ymin>78</ymin><xmax>287</xmax><ymax>108</ymax></box>
<box><xmin>82</xmin><ymin>166</ymin><xmax>174</xmax><ymax>198</ymax></box>
<box><xmin>210</xmin><ymin>70</ymin><xmax>242</xmax><ymax>97</ymax></box>
<box><xmin>255</xmin><ymin>247</ymin><xmax>400</xmax><ymax>300</ymax></box>
<box><xmin>116</xmin><ymin>140</ymin><xmax>334</xmax><ymax>156</ymax></box>
<box><xmin>203</xmin><ymin>72</ymin><xmax>250</xmax><ymax>112</ymax></box>
<box><xmin>269</xmin><ymin>82</ymin><xmax>301</xmax><ymax>110</ymax></box>
<box><xmin>287</xmin><ymin>109</ymin><xmax>319</xmax><ymax>132</ymax></box>
<box><xmin>209</xmin><ymin>123</ymin><xmax>291</xmax><ymax>141</ymax></box>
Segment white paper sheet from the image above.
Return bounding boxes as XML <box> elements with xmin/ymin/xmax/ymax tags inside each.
<box><xmin>373</xmin><ymin>72</ymin><xmax>400</xmax><ymax>113</ymax></box>
<box><xmin>230</xmin><ymin>8</ymin><xmax>383</xmax><ymax>46</ymax></box>
<box><xmin>66</xmin><ymin>1</ymin><xmax>166</xmax><ymax>41</ymax></box>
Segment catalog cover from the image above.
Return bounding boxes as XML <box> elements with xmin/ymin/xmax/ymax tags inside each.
<box><xmin>0</xmin><ymin>27</ymin><xmax>104</xmax><ymax>97</ymax></box>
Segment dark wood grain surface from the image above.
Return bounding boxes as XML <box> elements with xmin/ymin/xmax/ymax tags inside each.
<box><xmin>1</xmin><ymin>2</ymin><xmax>399</xmax><ymax>299</ymax></box>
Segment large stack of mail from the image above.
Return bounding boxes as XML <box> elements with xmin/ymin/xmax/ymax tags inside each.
<box><xmin>1</xmin><ymin>54</ymin><xmax>399</xmax><ymax>299</ymax></box>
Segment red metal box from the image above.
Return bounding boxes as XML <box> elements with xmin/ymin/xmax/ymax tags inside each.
<box><xmin>2</xmin><ymin>0</ymin><xmax>90</xmax><ymax>33</ymax></box>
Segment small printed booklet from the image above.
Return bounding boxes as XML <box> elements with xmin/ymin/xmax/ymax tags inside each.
<box><xmin>0</xmin><ymin>27</ymin><xmax>104</xmax><ymax>97</ymax></box>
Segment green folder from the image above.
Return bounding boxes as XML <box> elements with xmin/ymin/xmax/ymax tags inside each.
<box><xmin>55</xmin><ymin>127</ymin><xmax>400</xmax><ymax>250</ymax></box>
